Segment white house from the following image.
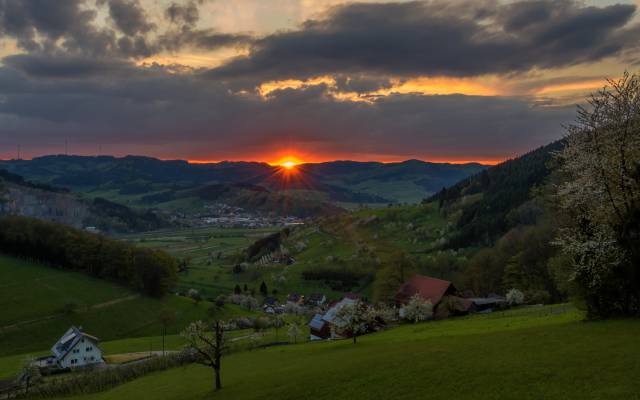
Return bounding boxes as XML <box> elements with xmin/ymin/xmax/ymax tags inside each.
<box><xmin>50</xmin><ymin>326</ymin><xmax>104</xmax><ymax>368</ymax></box>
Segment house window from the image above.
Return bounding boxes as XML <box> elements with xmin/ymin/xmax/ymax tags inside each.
<box><xmin>86</xmin><ymin>346</ymin><xmax>93</xmax><ymax>352</ymax></box>
<box><xmin>90</xmin><ymin>356</ymin><xmax>95</xmax><ymax>361</ymax></box>
<box><xmin>73</xmin><ymin>348</ymin><xmax>79</xmax><ymax>354</ymax></box>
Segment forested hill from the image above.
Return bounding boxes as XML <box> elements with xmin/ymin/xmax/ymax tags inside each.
<box><xmin>0</xmin><ymin>155</ymin><xmax>485</xmax><ymax>205</ymax></box>
<box><xmin>429</xmin><ymin>140</ymin><xmax>565</xmax><ymax>248</ymax></box>
<box><xmin>0</xmin><ymin>169</ymin><xmax>168</xmax><ymax>233</ymax></box>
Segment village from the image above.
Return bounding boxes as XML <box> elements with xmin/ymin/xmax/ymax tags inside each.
<box><xmin>169</xmin><ymin>203</ymin><xmax>304</xmax><ymax>229</ymax></box>
<box><xmin>17</xmin><ymin>272</ymin><xmax>514</xmax><ymax>387</ymax></box>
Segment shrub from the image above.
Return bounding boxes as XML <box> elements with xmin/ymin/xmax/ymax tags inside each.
<box><xmin>506</xmin><ymin>288</ymin><xmax>525</xmax><ymax>305</ymax></box>
<box><xmin>401</xmin><ymin>294</ymin><xmax>433</xmax><ymax>323</ymax></box>
<box><xmin>23</xmin><ymin>352</ymin><xmax>193</xmax><ymax>398</ymax></box>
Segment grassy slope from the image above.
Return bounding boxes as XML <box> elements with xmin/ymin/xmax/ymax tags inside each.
<box><xmin>121</xmin><ymin>227</ymin><xmax>280</xmax><ymax>298</ymax></box>
<box><xmin>57</xmin><ymin>306</ymin><xmax>640</xmax><ymax>400</ymax></box>
<box><xmin>0</xmin><ymin>255</ymin><xmax>249</xmax><ymax>358</ymax></box>
<box><xmin>117</xmin><ymin>203</ymin><xmax>464</xmax><ymax>303</ymax></box>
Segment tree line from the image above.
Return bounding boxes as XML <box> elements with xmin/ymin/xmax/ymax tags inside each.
<box><xmin>0</xmin><ymin>215</ymin><xmax>177</xmax><ymax>297</ymax></box>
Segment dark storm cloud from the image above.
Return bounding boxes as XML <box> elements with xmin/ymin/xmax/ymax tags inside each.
<box><xmin>0</xmin><ymin>63</ymin><xmax>573</xmax><ymax>159</ymax></box>
<box><xmin>2</xmin><ymin>53</ymin><xmax>134</xmax><ymax>78</ymax></box>
<box><xmin>98</xmin><ymin>0</ymin><xmax>155</xmax><ymax>37</ymax></box>
<box><xmin>0</xmin><ymin>0</ymin><xmax>251</xmax><ymax>60</ymax></box>
<box><xmin>208</xmin><ymin>0</ymin><xmax>639</xmax><ymax>80</ymax></box>
<box><xmin>333</xmin><ymin>75</ymin><xmax>393</xmax><ymax>94</ymax></box>
<box><xmin>0</xmin><ymin>0</ymin><xmax>618</xmax><ymax>161</ymax></box>
<box><xmin>166</xmin><ymin>1</ymin><xmax>200</xmax><ymax>28</ymax></box>
<box><xmin>0</xmin><ymin>0</ymin><xmax>99</xmax><ymax>51</ymax></box>
<box><xmin>161</xmin><ymin>1</ymin><xmax>252</xmax><ymax>52</ymax></box>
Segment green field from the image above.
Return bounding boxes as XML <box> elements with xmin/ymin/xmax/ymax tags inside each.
<box><xmin>121</xmin><ymin>226</ymin><xmax>280</xmax><ymax>298</ymax></box>
<box><xmin>48</xmin><ymin>305</ymin><xmax>640</xmax><ymax>400</ymax></box>
<box><xmin>118</xmin><ymin>203</ymin><xmax>465</xmax><ymax>303</ymax></box>
<box><xmin>0</xmin><ymin>255</ymin><xmax>252</xmax><ymax>358</ymax></box>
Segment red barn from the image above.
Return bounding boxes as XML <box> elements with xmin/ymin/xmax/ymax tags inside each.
<box><xmin>395</xmin><ymin>275</ymin><xmax>474</xmax><ymax>318</ymax></box>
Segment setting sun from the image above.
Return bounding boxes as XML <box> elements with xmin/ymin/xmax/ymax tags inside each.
<box><xmin>281</xmin><ymin>161</ymin><xmax>298</xmax><ymax>169</ymax></box>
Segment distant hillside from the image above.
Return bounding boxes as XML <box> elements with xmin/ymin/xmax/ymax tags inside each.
<box><xmin>241</xmin><ymin>141</ymin><xmax>565</xmax><ymax>300</ymax></box>
<box><xmin>0</xmin><ymin>170</ymin><xmax>169</xmax><ymax>233</ymax></box>
<box><xmin>0</xmin><ymin>156</ymin><xmax>485</xmax><ymax>212</ymax></box>
<box><xmin>429</xmin><ymin>140</ymin><xmax>564</xmax><ymax>248</ymax></box>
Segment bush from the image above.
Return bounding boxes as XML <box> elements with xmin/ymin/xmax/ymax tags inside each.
<box><xmin>506</xmin><ymin>289</ymin><xmax>525</xmax><ymax>306</ymax></box>
<box><xmin>525</xmin><ymin>290</ymin><xmax>551</xmax><ymax>305</ymax></box>
<box><xmin>401</xmin><ymin>294</ymin><xmax>433</xmax><ymax>323</ymax></box>
<box><xmin>22</xmin><ymin>352</ymin><xmax>194</xmax><ymax>398</ymax></box>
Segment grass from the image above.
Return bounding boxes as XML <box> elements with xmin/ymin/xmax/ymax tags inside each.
<box><xmin>120</xmin><ymin>226</ymin><xmax>279</xmax><ymax>299</ymax></box>
<box><xmin>0</xmin><ymin>255</ymin><xmax>255</xmax><ymax>358</ymax></box>
<box><xmin>53</xmin><ymin>305</ymin><xmax>640</xmax><ymax>400</ymax></box>
<box><xmin>0</xmin><ymin>255</ymin><xmax>131</xmax><ymax>327</ymax></box>
<box><xmin>114</xmin><ymin>202</ymin><xmax>463</xmax><ymax>304</ymax></box>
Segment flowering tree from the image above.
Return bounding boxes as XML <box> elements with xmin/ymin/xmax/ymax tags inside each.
<box><xmin>556</xmin><ymin>72</ymin><xmax>640</xmax><ymax>317</ymax></box>
<box><xmin>401</xmin><ymin>294</ymin><xmax>433</xmax><ymax>323</ymax></box>
<box><xmin>332</xmin><ymin>300</ymin><xmax>376</xmax><ymax>344</ymax></box>
<box><xmin>182</xmin><ymin>320</ymin><xmax>227</xmax><ymax>390</ymax></box>
<box><xmin>506</xmin><ymin>289</ymin><xmax>525</xmax><ymax>306</ymax></box>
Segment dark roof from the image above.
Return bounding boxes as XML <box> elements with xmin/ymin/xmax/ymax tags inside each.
<box><xmin>287</xmin><ymin>293</ymin><xmax>303</xmax><ymax>302</ymax></box>
<box><xmin>263</xmin><ymin>296</ymin><xmax>278</xmax><ymax>305</ymax></box>
<box><xmin>308</xmin><ymin>293</ymin><xmax>325</xmax><ymax>302</ymax></box>
<box><xmin>395</xmin><ymin>275</ymin><xmax>456</xmax><ymax>305</ymax></box>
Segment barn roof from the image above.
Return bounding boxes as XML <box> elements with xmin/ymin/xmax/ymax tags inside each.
<box><xmin>395</xmin><ymin>275</ymin><xmax>456</xmax><ymax>305</ymax></box>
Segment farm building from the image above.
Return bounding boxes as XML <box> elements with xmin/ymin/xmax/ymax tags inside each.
<box><xmin>396</xmin><ymin>275</ymin><xmax>475</xmax><ymax>318</ymax></box>
<box><xmin>306</xmin><ymin>293</ymin><xmax>326</xmax><ymax>306</ymax></box>
<box><xmin>42</xmin><ymin>326</ymin><xmax>104</xmax><ymax>369</ymax></box>
<box><xmin>309</xmin><ymin>296</ymin><xmax>358</xmax><ymax>340</ymax></box>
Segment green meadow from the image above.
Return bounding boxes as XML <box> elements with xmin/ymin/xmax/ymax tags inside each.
<box><xmin>0</xmin><ymin>256</ymin><xmax>252</xmax><ymax>358</ymax></box>
<box><xmin>120</xmin><ymin>226</ymin><xmax>280</xmax><ymax>298</ymax></box>
<box><xmin>51</xmin><ymin>305</ymin><xmax>640</xmax><ymax>400</ymax></box>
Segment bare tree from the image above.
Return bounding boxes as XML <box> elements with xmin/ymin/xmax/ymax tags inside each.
<box><xmin>287</xmin><ymin>322</ymin><xmax>302</xmax><ymax>343</ymax></box>
<box><xmin>182</xmin><ymin>320</ymin><xmax>227</xmax><ymax>390</ymax></box>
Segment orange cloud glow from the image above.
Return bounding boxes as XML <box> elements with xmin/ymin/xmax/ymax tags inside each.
<box><xmin>258</xmin><ymin>75</ymin><xmax>502</xmax><ymax>102</ymax></box>
<box><xmin>534</xmin><ymin>79</ymin><xmax>605</xmax><ymax>95</ymax></box>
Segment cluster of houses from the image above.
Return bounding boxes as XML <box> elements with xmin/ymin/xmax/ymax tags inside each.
<box><xmin>308</xmin><ymin>274</ymin><xmax>507</xmax><ymax>341</ymax></box>
<box><xmin>262</xmin><ymin>292</ymin><xmax>327</xmax><ymax>314</ymax></box>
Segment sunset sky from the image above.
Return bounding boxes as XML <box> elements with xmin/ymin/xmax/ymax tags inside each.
<box><xmin>0</xmin><ymin>0</ymin><xmax>638</xmax><ymax>164</ymax></box>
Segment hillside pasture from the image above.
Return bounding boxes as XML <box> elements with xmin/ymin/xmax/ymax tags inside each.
<box><xmin>0</xmin><ymin>256</ymin><xmax>251</xmax><ymax>358</ymax></box>
<box><xmin>52</xmin><ymin>305</ymin><xmax>640</xmax><ymax>400</ymax></box>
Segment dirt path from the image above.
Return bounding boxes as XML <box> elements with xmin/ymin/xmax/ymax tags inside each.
<box><xmin>90</xmin><ymin>295</ymin><xmax>139</xmax><ymax>310</ymax></box>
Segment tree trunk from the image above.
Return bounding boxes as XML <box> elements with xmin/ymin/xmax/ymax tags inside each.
<box><xmin>215</xmin><ymin>368</ymin><xmax>221</xmax><ymax>390</ymax></box>
<box><xmin>353</xmin><ymin>335</ymin><xmax>357</xmax><ymax>344</ymax></box>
